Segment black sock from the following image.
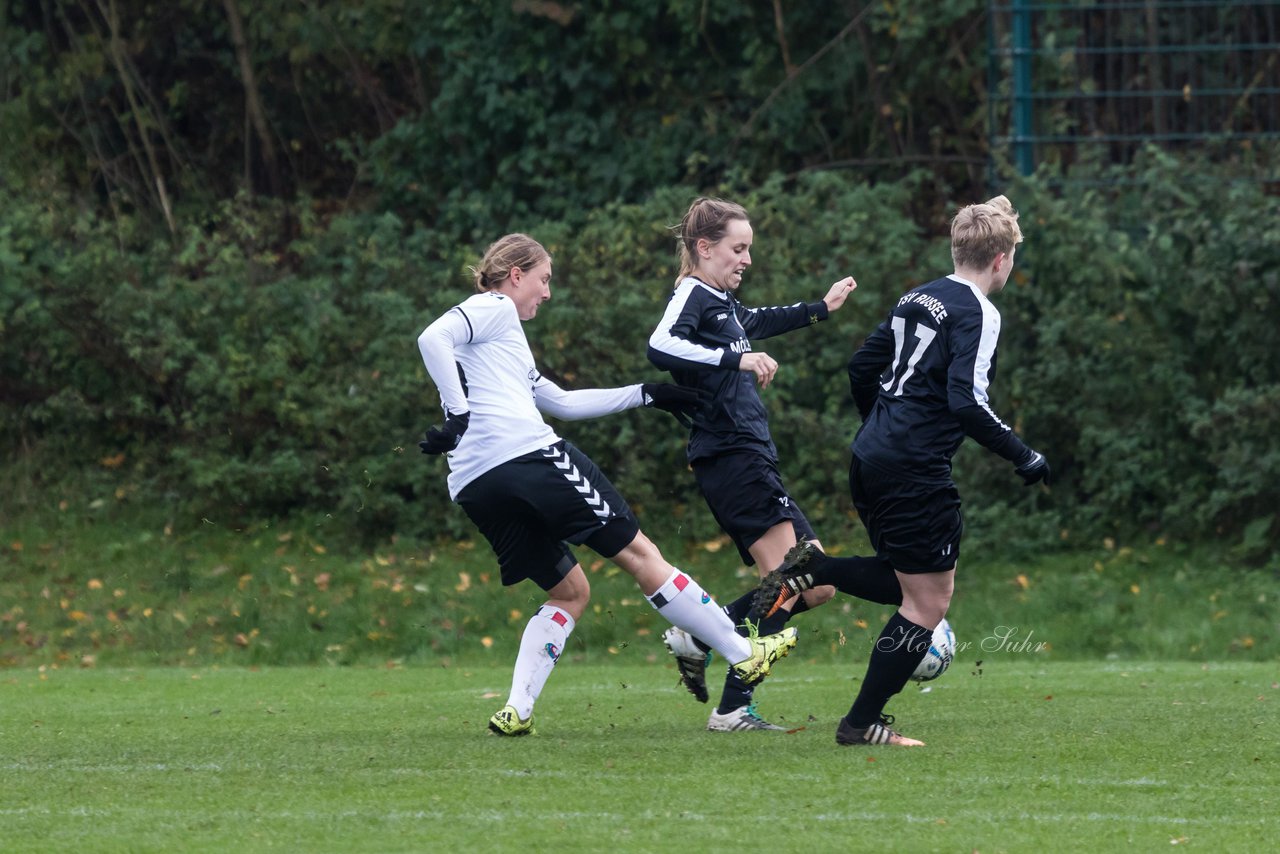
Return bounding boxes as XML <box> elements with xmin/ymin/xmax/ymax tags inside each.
<box><xmin>810</xmin><ymin>554</ymin><xmax>902</xmax><ymax>606</ymax></box>
<box><xmin>716</xmin><ymin>608</ymin><xmax>792</xmax><ymax>714</ymax></box>
<box><xmin>722</xmin><ymin>589</ymin><xmax>756</xmax><ymax>624</ymax></box>
<box><xmin>846</xmin><ymin>611</ymin><xmax>931</xmax><ymax>727</ymax></box>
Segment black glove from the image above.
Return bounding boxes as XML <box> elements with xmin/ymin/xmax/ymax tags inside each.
<box><xmin>641</xmin><ymin>383</ymin><xmax>712</xmax><ymax>427</ymax></box>
<box><xmin>1015</xmin><ymin>450</ymin><xmax>1050</xmax><ymax>486</ymax></box>
<box><xmin>419</xmin><ymin>411</ymin><xmax>470</xmax><ymax>455</ymax></box>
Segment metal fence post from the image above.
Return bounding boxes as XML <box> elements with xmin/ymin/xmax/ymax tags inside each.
<box><xmin>1011</xmin><ymin>0</ymin><xmax>1035</xmax><ymax>175</ymax></box>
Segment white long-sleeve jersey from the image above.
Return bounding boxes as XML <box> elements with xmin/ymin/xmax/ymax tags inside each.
<box><xmin>417</xmin><ymin>291</ymin><xmax>644</xmax><ymax>499</ymax></box>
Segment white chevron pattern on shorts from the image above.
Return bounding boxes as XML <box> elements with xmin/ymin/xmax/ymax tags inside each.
<box><xmin>542</xmin><ymin>447</ymin><xmax>612</xmax><ymax>520</ymax></box>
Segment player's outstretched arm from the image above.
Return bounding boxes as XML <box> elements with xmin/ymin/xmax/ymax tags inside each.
<box><xmin>533</xmin><ymin>377</ymin><xmax>708</xmax><ymax>424</ymax></box>
<box><xmin>641</xmin><ymin>383</ymin><xmax>713</xmax><ymax>425</ymax></box>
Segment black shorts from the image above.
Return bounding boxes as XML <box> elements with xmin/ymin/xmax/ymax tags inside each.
<box><xmin>691</xmin><ymin>450</ymin><xmax>816</xmax><ymax>566</ymax></box>
<box><xmin>456</xmin><ymin>441</ymin><xmax>639</xmax><ymax>591</ymax></box>
<box><xmin>849</xmin><ymin>455</ymin><xmax>961</xmax><ymax>574</ymax></box>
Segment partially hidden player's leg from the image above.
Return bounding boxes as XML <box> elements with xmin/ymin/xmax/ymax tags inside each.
<box><xmin>749</xmin><ymin>523</ymin><xmax>835</xmax><ymax>613</ymax></box>
<box><xmin>837</xmin><ymin>567</ymin><xmax>954</xmax><ymax>747</ymax></box>
<box><xmin>705</xmin><ymin>522</ymin><xmax>829</xmax><ymax>731</ymax></box>
<box><xmin>610</xmin><ymin>531</ymin><xmax>797</xmax><ymax>687</ymax></box>
<box><xmin>491</xmin><ymin>566</ymin><xmax>590</xmax><ymax>736</ymax></box>
<box><xmin>749</xmin><ymin>542</ymin><xmax>902</xmax><ymax>621</ymax></box>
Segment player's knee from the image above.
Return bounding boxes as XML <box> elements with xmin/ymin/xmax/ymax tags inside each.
<box><xmin>556</xmin><ymin>586</ymin><xmax>590</xmax><ymax>620</ymax></box>
<box><xmin>614</xmin><ymin>530</ymin><xmax>665</xmax><ymax>568</ymax></box>
<box><xmin>899</xmin><ymin>590</ymin><xmax>949</xmax><ymax>628</ymax></box>
<box><xmin>801</xmin><ymin>584</ymin><xmax>836</xmax><ymax>608</ymax></box>
<box><xmin>548</xmin><ymin>566</ymin><xmax>592</xmax><ymax>617</ymax></box>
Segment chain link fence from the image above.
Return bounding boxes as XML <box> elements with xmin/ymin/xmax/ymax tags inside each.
<box><xmin>988</xmin><ymin>0</ymin><xmax>1280</xmax><ymax>178</ymax></box>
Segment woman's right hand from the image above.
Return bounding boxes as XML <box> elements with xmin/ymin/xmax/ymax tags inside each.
<box><xmin>740</xmin><ymin>351</ymin><xmax>778</xmax><ymax>389</ymax></box>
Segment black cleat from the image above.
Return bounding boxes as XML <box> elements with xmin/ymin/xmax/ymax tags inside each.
<box><xmin>747</xmin><ymin>541</ymin><xmax>822</xmax><ymax>621</ymax></box>
<box><xmin>835</xmin><ymin>714</ymin><xmax>924</xmax><ymax>747</ymax></box>
<box><xmin>663</xmin><ymin>627</ymin><xmax>711</xmax><ymax>703</ymax></box>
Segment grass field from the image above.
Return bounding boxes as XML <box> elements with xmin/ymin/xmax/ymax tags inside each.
<box><xmin>3</xmin><ymin>497</ymin><xmax>1277</xmax><ymax>850</ymax></box>
<box><xmin>3</xmin><ymin>660</ymin><xmax>1276</xmax><ymax>852</ymax></box>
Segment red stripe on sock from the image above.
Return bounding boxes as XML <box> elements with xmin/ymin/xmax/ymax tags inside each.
<box><xmin>673</xmin><ymin>573</ymin><xmax>689</xmax><ymax>592</ymax></box>
<box><xmin>550</xmin><ymin>610</ymin><xmax>568</xmax><ymax>627</ymax></box>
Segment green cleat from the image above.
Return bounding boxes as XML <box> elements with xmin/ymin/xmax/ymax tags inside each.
<box><xmin>730</xmin><ymin>626</ymin><xmax>798</xmax><ymax>686</ymax></box>
<box><xmin>488</xmin><ymin>704</ymin><xmax>536</xmax><ymax>737</ymax></box>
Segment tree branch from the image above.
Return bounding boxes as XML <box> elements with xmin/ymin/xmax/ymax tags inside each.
<box><xmin>854</xmin><ymin>19</ymin><xmax>904</xmax><ymax>157</ymax></box>
<box><xmin>222</xmin><ymin>0</ymin><xmax>282</xmax><ymax>196</ymax></box>
<box><xmin>92</xmin><ymin>0</ymin><xmax>176</xmax><ymax>233</ymax></box>
<box><xmin>771</xmin><ymin>0</ymin><xmax>796</xmax><ymax>77</ymax></box>
<box><xmin>733</xmin><ymin>2</ymin><xmax>874</xmax><ymax>147</ymax></box>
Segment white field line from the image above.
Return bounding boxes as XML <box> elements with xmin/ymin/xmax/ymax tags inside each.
<box><xmin>3</xmin><ymin>762</ymin><xmax>1265</xmax><ymax>795</ymax></box>
<box><xmin>0</xmin><ymin>805</ymin><xmax>1274</xmax><ymax>828</ymax></box>
<box><xmin>2</xmin><ymin>761</ymin><xmax>230</xmax><ymax>773</ymax></box>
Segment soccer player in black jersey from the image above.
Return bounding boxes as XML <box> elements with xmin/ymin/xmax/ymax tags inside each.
<box><xmin>648</xmin><ymin>197</ymin><xmax>901</xmax><ymax>732</ymax></box>
<box><xmin>760</xmin><ymin>195</ymin><xmax>1049</xmax><ymax>745</ymax></box>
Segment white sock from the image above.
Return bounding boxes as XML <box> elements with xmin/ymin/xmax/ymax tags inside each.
<box><xmin>506</xmin><ymin>605</ymin><xmax>574</xmax><ymax>720</ymax></box>
<box><xmin>646</xmin><ymin>569</ymin><xmax>751</xmax><ymax>664</ymax></box>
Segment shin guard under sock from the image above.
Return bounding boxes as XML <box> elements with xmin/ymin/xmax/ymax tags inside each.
<box><xmin>648</xmin><ymin>569</ymin><xmax>752</xmax><ymax>664</ymax></box>
<box><xmin>846</xmin><ymin>611</ymin><xmax>932</xmax><ymax>727</ymax></box>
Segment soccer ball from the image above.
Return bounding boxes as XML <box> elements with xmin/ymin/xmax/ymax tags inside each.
<box><xmin>912</xmin><ymin>618</ymin><xmax>956</xmax><ymax>682</ymax></box>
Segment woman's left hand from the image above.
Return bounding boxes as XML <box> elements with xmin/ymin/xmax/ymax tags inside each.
<box><xmin>822</xmin><ymin>276</ymin><xmax>858</xmax><ymax>312</ymax></box>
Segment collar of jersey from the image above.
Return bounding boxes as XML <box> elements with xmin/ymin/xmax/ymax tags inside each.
<box><xmin>685</xmin><ymin>276</ymin><xmax>729</xmax><ymax>301</ymax></box>
<box><xmin>947</xmin><ymin>273</ymin><xmax>992</xmax><ymax>305</ymax></box>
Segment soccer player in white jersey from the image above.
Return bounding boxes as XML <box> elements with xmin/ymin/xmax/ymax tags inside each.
<box><xmin>416</xmin><ymin>233</ymin><xmax>798</xmax><ymax>736</ymax></box>
<box><xmin>759</xmin><ymin>196</ymin><xmax>1049</xmax><ymax>746</ymax></box>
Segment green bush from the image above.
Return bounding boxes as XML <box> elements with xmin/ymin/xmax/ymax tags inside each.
<box><xmin>998</xmin><ymin>150</ymin><xmax>1280</xmax><ymax>559</ymax></box>
<box><xmin>4</xmin><ymin>161</ymin><xmax>1279</xmax><ymax>563</ymax></box>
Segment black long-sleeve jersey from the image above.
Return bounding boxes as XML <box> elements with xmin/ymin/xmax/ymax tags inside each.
<box><xmin>847</xmin><ymin>274</ymin><xmax>1036</xmax><ymax>483</ymax></box>
<box><xmin>647</xmin><ymin>276</ymin><xmax>828</xmax><ymax>463</ymax></box>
